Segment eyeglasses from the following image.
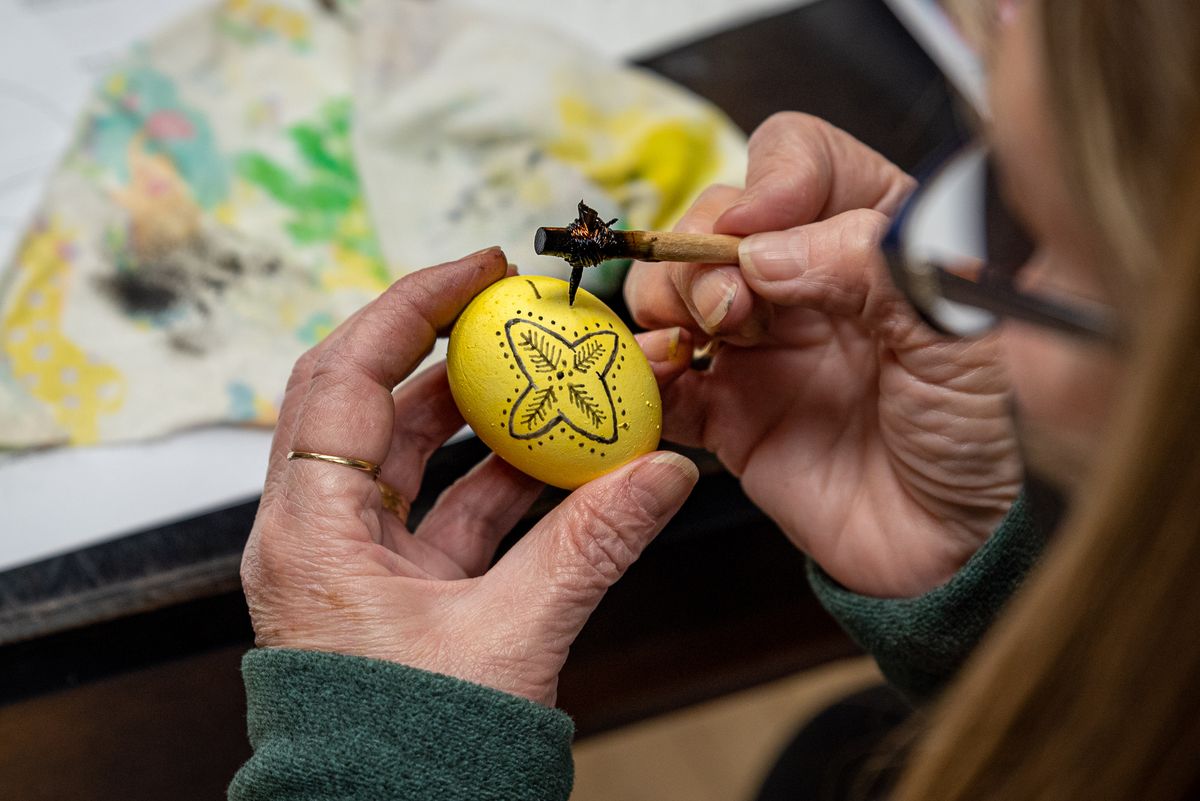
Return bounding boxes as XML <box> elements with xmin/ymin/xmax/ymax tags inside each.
<box><xmin>882</xmin><ymin>144</ymin><xmax>1122</xmax><ymax>344</ymax></box>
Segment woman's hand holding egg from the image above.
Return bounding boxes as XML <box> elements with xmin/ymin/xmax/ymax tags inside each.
<box><xmin>242</xmin><ymin>249</ymin><xmax>696</xmax><ymax>706</ymax></box>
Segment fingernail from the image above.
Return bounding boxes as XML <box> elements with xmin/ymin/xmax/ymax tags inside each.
<box><xmin>691</xmin><ymin>271</ymin><xmax>738</xmax><ymax>332</ymax></box>
<box><xmin>740</xmin><ymin>232</ymin><xmax>801</xmax><ymax>283</ymax></box>
<box><xmin>630</xmin><ymin>452</ymin><xmax>699</xmax><ymax>517</ymax></box>
<box><xmin>639</xmin><ymin>327</ymin><xmax>682</xmax><ymax>363</ymax></box>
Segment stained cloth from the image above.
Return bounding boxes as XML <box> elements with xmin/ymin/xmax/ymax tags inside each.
<box><xmin>0</xmin><ymin>0</ymin><xmax>745</xmax><ymax>447</ymax></box>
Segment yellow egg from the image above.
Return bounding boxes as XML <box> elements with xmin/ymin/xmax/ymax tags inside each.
<box><xmin>447</xmin><ymin>275</ymin><xmax>661</xmax><ymax>489</ymax></box>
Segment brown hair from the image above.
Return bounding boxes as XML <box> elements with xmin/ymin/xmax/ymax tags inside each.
<box><xmin>892</xmin><ymin>1</ymin><xmax>1200</xmax><ymax>799</ymax></box>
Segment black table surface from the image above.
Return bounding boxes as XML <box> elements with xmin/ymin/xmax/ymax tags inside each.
<box><xmin>0</xmin><ymin>2</ymin><xmax>960</xmax><ymax>797</ymax></box>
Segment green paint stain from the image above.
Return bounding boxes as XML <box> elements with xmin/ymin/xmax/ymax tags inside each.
<box><xmin>235</xmin><ymin>99</ymin><xmax>387</xmax><ymax>286</ymax></box>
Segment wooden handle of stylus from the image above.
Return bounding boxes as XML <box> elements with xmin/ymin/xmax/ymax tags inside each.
<box><xmin>612</xmin><ymin>230</ymin><xmax>743</xmax><ymax>264</ymax></box>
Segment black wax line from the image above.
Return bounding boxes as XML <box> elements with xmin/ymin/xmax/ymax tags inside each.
<box><xmin>504</xmin><ymin>319</ymin><xmax>620</xmax><ymax>444</ymax></box>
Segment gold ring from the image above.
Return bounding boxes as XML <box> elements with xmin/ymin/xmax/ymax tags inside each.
<box><xmin>287</xmin><ymin>450</ymin><xmax>381</xmax><ymax>478</ymax></box>
<box><xmin>286</xmin><ymin>450</ymin><xmax>409</xmax><ymax>520</ymax></box>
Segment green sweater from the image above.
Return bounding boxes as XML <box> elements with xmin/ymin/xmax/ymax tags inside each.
<box><xmin>229</xmin><ymin>494</ymin><xmax>1043</xmax><ymax>800</ymax></box>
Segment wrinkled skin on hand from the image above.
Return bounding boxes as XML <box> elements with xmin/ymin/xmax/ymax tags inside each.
<box><xmin>625</xmin><ymin>113</ymin><xmax>1022</xmax><ymax>598</ymax></box>
<box><xmin>242</xmin><ymin>248</ymin><xmax>697</xmax><ymax>705</ymax></box>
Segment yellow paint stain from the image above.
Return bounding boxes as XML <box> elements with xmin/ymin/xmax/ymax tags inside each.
<box><xmin>2</xmin><ymin>223</ymin><xmax>126</xmax><ymax>444</ymax></box>
<box><xmin>277</xmin><ymin>301</ymin><xmax>299</xmax><ymax>329</ymax></box>
<box><xmin>319</xmin><ymin>204</ymin><xmax>389</xmax><ymax>292</ymax></box>
<box><xmin>337</xmin><ymin>203</ymin><xmax>372</xmax><ymax>241</ymax></box>
<box><xmin>278</xmin><ymin>11</ymin><xmax>309</xmax><ymax>43</ymax></box>
<box><xmin>221</xmin><ymin>0</ymin><xmax>311</xmax><ymax>45</ymax></box>
<box><xmin>252</xmin><ymin>392</ymin><xmax>277</xmax><ymax>424</ymax></box>
<box><xmin>547</xmin><ymin>95</ymin><xmax>723</xmax><ymax>229</ymax></box>
<box><xmin>322</xmin><ymin>243</ymin><xmax>388</xmax><ymax>293</ymax></box>
<box><xmin>213</xmin><ymin>201</ymin><xmax>237</xmax><ymax>227</ymax></box>
<box><xmin>214</xmin><ymin>179</ymin><xmax>262</xmax><ymax>228</ymax></box>
<box><xmin>305</xmin><ymin>317</ymin><xmax>334</xmax><ymax>342</ymax></box>
<box><xmin>103</xmin><ymin>72</ymin><xmax>128</xmax><ymax>97</ymax></box>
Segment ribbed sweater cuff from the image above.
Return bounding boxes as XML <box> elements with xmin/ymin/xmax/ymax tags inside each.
<box><xmin>229</xmin><ymin>648</ymin><xmax>574</xmax><ymax>801</ymax></box>
<box><xmin>808</xmin><ymin>492</ymin><xmax>1045</xmax><ymax>702</ymax></box>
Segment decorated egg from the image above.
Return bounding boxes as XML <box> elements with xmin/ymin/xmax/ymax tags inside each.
<box><xmin>447</xmin><ymin>275</ymin><xmax>661</xmax><ymax>489</ymax></box>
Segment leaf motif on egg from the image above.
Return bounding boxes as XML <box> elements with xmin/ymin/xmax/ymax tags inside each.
<box><xmin>506</xmin><ymin>319</ymin><xmax>619</xmax><ymax>443</ymax></box>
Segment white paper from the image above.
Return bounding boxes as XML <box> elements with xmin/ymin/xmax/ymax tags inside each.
<box><xmin>0</xmin><ymin>428</ymin><xmax>273</xmax><ymax>567</ymax></box>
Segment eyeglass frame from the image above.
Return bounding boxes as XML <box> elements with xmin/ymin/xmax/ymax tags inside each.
<box><xmin>881</xmin><ymin>144</ymin><xmax>1124</xmax><ymax>345</ymax></box>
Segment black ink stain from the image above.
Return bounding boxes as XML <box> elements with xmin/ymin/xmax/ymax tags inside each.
<box><xmin>526</xmin><ymin>279</ymin><xmax>542</xmax><ymax>299</ymax></box>
<box><xmin>168</xmin><ymin>332</ymin><xmax>207</xmax><ymax>356</ymax></box>
<box><xmin>103</xmin><ymin>270</ymin><xmax>179</xmax><ymax>315</ymax></box>
<box><xmin>218</xmin><ymin>253</ymin><xmax>244</xmax><ymax>275</ymax></box>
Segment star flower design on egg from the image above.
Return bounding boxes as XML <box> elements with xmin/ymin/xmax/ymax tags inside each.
<box><xmin>506</xmin><ymin>320</ymin><xmax>619</xmax><ymax>443</ymax></box>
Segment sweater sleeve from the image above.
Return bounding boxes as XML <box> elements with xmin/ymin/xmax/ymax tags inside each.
<box><xmin>228</xmin><ymin>648</ymin><xmax>575</xmax><ymax>801</ymax></box>
<box><xmin>808</xmin><ymin>491</ymin><xmax>1045</xmax><ymax>702</ymax></box>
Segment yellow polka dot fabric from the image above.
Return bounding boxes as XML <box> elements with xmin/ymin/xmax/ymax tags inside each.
<box><xmin>3</xmin><ymin>222</ymin><xmax>125</xmax><ymax>445</ymax></box>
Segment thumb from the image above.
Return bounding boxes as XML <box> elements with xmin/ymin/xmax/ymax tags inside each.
<box><xmin>737</xmin><ymin>208</ymin><xmax>907</xmax><ymax>325</ymax></box>
<box><xmin>488</xmin><ymin>451</ymin><xmax>697</xmax><ymax>632</ymax></box>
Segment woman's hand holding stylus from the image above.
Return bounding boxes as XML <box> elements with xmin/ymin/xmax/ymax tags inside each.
<box><xmin>627</xmin><ymin>113</ymin><xmax>1022</xmax><ymax>598</ymax></box>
